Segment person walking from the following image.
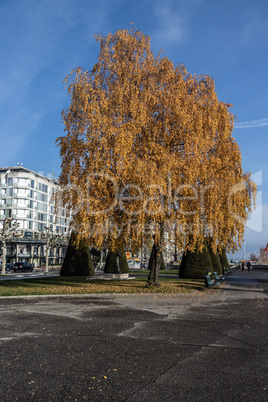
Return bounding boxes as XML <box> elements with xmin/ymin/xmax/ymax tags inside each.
<box><xmin>246</xmin><ymin>261</ymin><xmax>251</xmax><ymax>272</ymax></box>
<box><xmin>242</xmin><ymin>262</ymin><xmax>245</xmax><ymax>271</ymax></box>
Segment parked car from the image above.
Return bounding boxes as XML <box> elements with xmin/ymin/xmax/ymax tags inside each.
<box><xmin>5</xmin><ymin>263</ymin><xmax>13</xmax><ymax>271</ymax></box>
<box><xmin>0</xmin><ymin>263</ymin><xmax>13</xmax><ymax>272</ymax></box>
<box><xmin>13</xmin><ymin>262</ymin><xmax>34</xmax><ymax>272</ymax></box>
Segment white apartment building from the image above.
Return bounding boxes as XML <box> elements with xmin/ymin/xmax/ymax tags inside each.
<box><xmin>0</xmin><ymin>166</ymin><xmax>69</xmax><ymax>266</ymax></box>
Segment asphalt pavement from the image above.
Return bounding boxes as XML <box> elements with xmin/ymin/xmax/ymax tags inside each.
<box><xmin>0</xmin><ymin>269</ymin><xmax>267</xmax><ymax>401</ymax></box>
<box><xmin>0</xmin><ymin>269</ymin><xmax>60</xmax><ymax>281</ymax></box>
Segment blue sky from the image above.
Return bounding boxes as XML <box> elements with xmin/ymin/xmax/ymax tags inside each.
<box><xmin>0</xmin><ymin>0</ymin><xmax>267</xmax><ymax>256</ymax></box>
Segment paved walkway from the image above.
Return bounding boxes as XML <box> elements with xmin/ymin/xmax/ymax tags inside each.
<box><xmin>0</xmin><ymin>269</ymin><xmax>267</xmax><ymax>401</ymax></box>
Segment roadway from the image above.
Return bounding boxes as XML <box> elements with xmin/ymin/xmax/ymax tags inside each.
<box><xmin>0</xmin><ymin>268</ymin><xmax>60</xmax><ymax>281</ymax></box>
<box><xmin>0</xmin><ymin>268</ymin><xmax>267</xmax><ymax>401</ymax></box>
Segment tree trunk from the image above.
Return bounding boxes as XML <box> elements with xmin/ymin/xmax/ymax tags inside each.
<box><xmin>45</xmin><ymin>246</ymin><xmax>49</xmax><ymax>274</ymax></box>
<box><xmin>147</xmin><ymin>242</ymin><xmax>162</xmax><ymax>286</ymax></box>
<box><xmin>1</xmin><ymin>241</ymin><xmax>6</xmax><ymax>275</ymax></box>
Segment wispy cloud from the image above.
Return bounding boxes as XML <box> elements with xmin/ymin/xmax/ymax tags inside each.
<box><xmin>234</xmin><ymin>118</ymin><xmax>268</xmax><ymax>129</ymax></box>
<box><xmin>151</xmin><ymin>0</ymin><xmax>190</xmax><ymax>46</ymax></box>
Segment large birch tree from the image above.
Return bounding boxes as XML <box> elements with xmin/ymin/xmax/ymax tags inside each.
<box><xmin>57</xmin><ymin>28</ymin><xmax>256</xmax><ymax>285</ymax></box>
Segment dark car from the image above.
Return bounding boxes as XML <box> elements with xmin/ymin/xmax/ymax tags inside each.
<box><xmin>13</xmin><ymin>262</ymin><xmax>34</xmax><ymax>272</ymax></box>
<box><xmin>0</xmin><ymin>263</ymin><xmax>13</xmax><ymax>272</ymax></box>
<box><xmin>6</xmin><ymin>263</ymin><xmax>13</xmax><ymax>271</ymax></box>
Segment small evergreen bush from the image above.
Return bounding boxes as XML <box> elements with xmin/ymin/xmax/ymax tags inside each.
<box><xmin>208</xmin><ymin>244</ymin><xmax>223</xmax><ymax>275</ymax></box>
<box><xmin>60</xmin><ymin>233</ymin><xmax>95</xmax><ymax>276</ymax></box>
<box><xmin>179</xmin><ymin>243</ymin><xmax>212</xmax><ymax>279</ymax></box>
<box><xmin>104</xmin><ymin>249</ymin><xmax>129</xmax><ymax>273</ymax></box>
<box><xmin>218</xmin><ymin>249</ymin><xmax>230</xmax><ymax>271</ymax></box>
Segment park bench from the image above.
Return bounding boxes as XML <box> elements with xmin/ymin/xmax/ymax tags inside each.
<box><xmin>225</xmin><ymin>266</ymin><xmax>233</xmax><ymax>274</ymax></box>
<box><xmin>205</xmin><ymin>274</ymin><xmax>220</xmax><ymax>288</ymax></box>
<box><xmin>214</xmin><ymin>271</ymin><xmax>225</xmax><ymax>281</ymax></box>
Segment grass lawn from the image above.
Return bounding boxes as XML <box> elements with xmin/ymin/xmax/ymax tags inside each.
<box><xmin>130</xmin><ymin>269</ymin><xmax>178</xmax><ymax>276</ymax></box>
<box><xmin>0</xmin><ymin>274</ymin><xmax>203</xmax><ymax>297</ymax></box>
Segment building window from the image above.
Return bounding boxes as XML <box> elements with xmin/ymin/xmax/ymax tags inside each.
<box><xmin>0</xmin><ymin>177</ymin><xmax>7</xmax><ymax>186</ymax></box>
<box><xmin>38</xmin><ymin>222</ymin><xmax>45</xmax><ymax>231</ymax></box>
<box><xmin>17</xmin><ymin>199</ymin><xmax>29</xmax><ymax>208</ymax></box>
<box><xmin>18</xmin><ymin>178</ymin><xmax>30</xmax><ymax>187</ymax></box>
<box><xmin>17</xmin><ymin>188</ymin><xmax>30</xmax><ymax>197</ymax></box>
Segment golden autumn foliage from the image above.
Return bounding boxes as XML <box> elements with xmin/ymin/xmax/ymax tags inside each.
<box><xmin>57</xmin><ymin>28</ymin><xmax>256</xmax><ymax>263</ymax></box>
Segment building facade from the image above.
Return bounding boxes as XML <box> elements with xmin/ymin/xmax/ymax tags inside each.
<box><xmin>258</xmin><ymin>243</ymin><xmax>268</xmax><ymax>264</ymax></box>
<box><xmin>0</xmin><ymin>166</ymin><xmax>69</xmax><ymax>267</ymax></box>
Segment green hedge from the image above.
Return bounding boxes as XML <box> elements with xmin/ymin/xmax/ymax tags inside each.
<box><xmin>218</xmin><ymin>249</ymin><xmax>230</xmax><ymax>271</ymax></box>
<box><xmin>60</xmin><ymin>233</ymin><xmax>95</xmax><ymax>277</ymax></box>
<box><xmin>104</xmin><ymin>249</ymin><xmax>129</xmax><ymax>273</ymax></box>
<box><xmin>208</xmin><ymin>245</ymin><xmax>223</xmax><ymax>275</ymax></box>
<box><xmin>179</xmin><ymin>242</ymin><xmax>212</xmax><ymax>279</ymax></box>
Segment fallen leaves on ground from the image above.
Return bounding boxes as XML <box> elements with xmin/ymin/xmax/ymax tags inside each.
<box><xmin>0</xmin><ymin>277</ymin><xmax>204</xmax><ymax>296</ymax></box>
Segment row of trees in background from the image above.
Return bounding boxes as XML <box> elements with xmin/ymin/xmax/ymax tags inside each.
<box><xmin>57</xmin><ymin>28</ymin><xmax>256</xmax><ymax>283</ymax></box>
<box><xmin>0</xmin><ymin>218</ymin><xmax>68</xmax><ymax>275</ymax></box>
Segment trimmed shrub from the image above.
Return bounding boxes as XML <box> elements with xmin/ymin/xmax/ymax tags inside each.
<box><xmin>104</xmin><ymin>249</ymin><xmax>129</xmax><ymax>273</ymax></box>
<box><xmin>60</xmin><ymin>233</ymin><xmax>95</xmax><ymax>276</ymax></box>
<box><xmin>179</xmin><ymin>243</ymin><xmax>212</xmax><ymax>279</ymax></box>
<box><xmin>208</xmin><ymin>245</ymin><xmax>223</xmax><ymax>275</ymax></box>
<box><xmin>218</xmin><ymin>249</ymin><xmax>230</xmax><ymax>271</ymax></box>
